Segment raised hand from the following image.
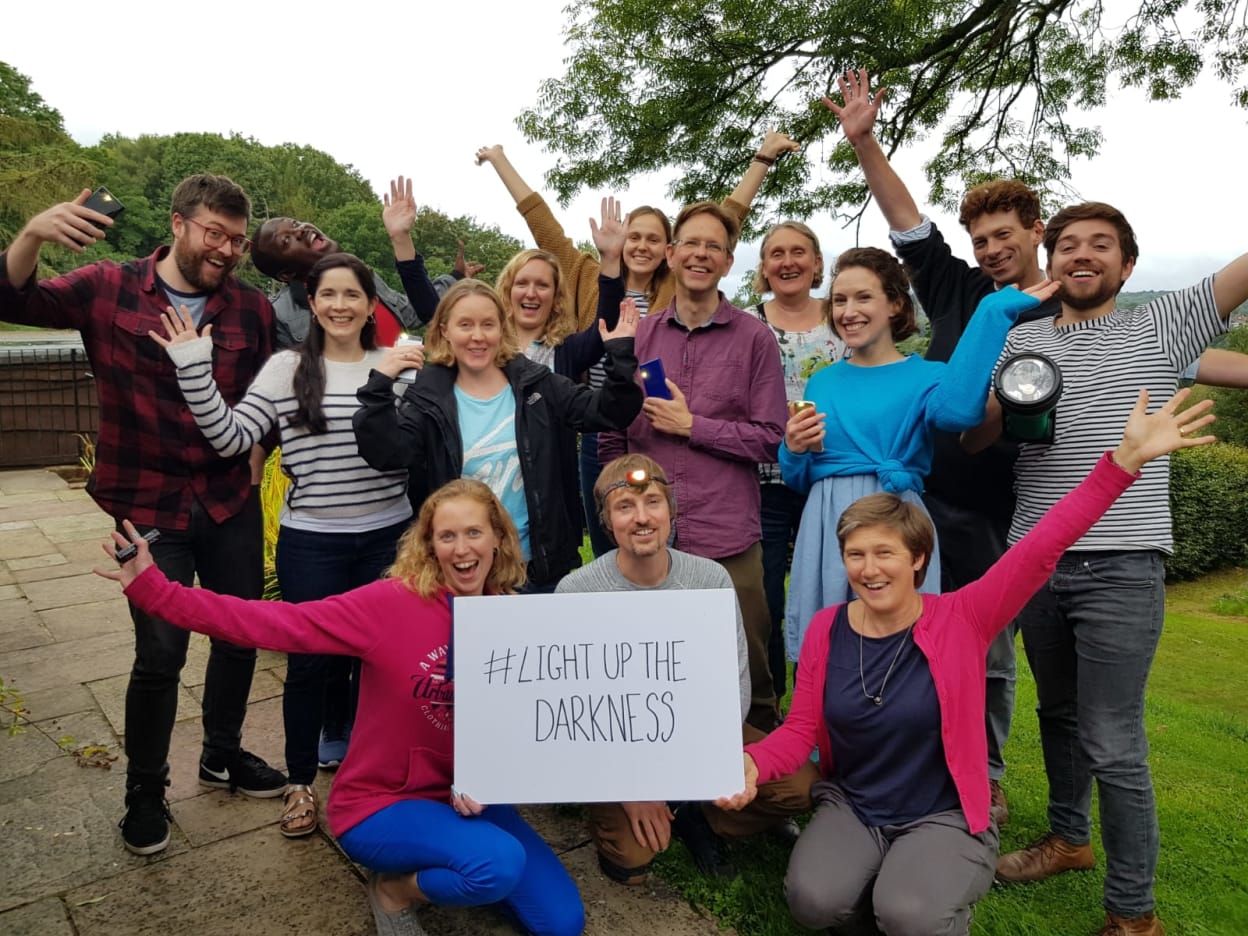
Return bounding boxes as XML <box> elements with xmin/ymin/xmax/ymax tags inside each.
<box><xmin>474</xmin><ymin>145</ymin><xmax>504</xmax><ymax>166</ymax></box>
<box><xmin>822</xmin><ymin>69</ymin><xmax>887</xmax><ymax>145</ymax></box>
<box><xmin>383</xmin><ymin>176</ymin><xmax>418</xmax><ymax>238</ymax></box>
<box><xmin>149</xmin><ymin>305</ymin><xmax>210</xmax><ymax>349</ymax></box>
<box><xmin>601</xmin><ymin>296</ymin><xmax>640</xmax><ymax>342</ymax></box>
<box><xmin>1112</xmin><ymin>388</ymin><xmax>1216</xmax><ymax>475</ymax></box>
<box><xmin>588</xmin><ymin>196</ymin><xmax>627</xmax><ymax>262</ymax></box>
<box><xmin>1023</xmin><ymin>278</ymin><xmax>1060</xmax><ymax>303</ymax></box>
<box><xmin>757</xmin><ymin>130</ymin><xmax>800</xmax><ymax>161</ymax></box>
<box><xmin>22</xmin><ymin>189</ymin><xmax>112</xmax><ymax>253</ymax></box>
<box><xmin>93</xmin><ymin>519</ymin><xmax>156</xmax><ymax>588</ymax></box>
<box><xmin>453</xmin><ymin>239</ymin><xmax>486</xmax><ymax>279</ymax></box>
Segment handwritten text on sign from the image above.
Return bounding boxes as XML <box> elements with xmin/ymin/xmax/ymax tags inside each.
<box><xmin>453</xmin><ymin>589</ymin><xmax>742</xmax><ymax>804</ymax></box>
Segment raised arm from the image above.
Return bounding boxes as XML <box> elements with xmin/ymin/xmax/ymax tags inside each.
<box><xmin>150</xmin><ymin>306</ymin><xmax>280</xmax><ymax>457</ymax></box>
<box><xmin>727</xmin><ymin>131</ymin><xmax>800</xmax><ymax>210</ymax></box>
<box><xmin>1194</xmin><ymin>348</ymin><xmax>1248</xmax><ymax>388</ymax></box>
<box><xmin>1212</xmin><ymin>250</ymin><xmax>1248</xmax><ymax>320</ymax></box>
<box><xmin>822</xmin><ymin>70</ymin><xmax>923</xmax><ymax>233</ymax></box>
<box><xmin>97</xmin><ymin>522</ymin><xmax>385</xmax><ymax>658</ymax></box>
<box><xmin>384</xmin><ymin>175</ymin><xmax>441</xmax><ymax>324</ymax></box>
<box><xmin>4</xmin><ymin>190</ymin><xmax>113</xmax><ymax>286</ymax></box>
<box><xmin>475</xmin><ymin>144</ymin><xmax>536</xmax><ymax>204</ymax></box>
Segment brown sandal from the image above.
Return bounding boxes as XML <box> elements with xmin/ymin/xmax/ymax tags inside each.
<box><xmin>279</xmin><ymin>784</ymin><xmax>318</xmax><ymax>838</ymax></box>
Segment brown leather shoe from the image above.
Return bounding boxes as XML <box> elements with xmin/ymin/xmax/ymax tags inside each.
<box><xmin>989</xmin><ymin>780</ymin><xmax>1009</xmax><ymax>827</ymax></box>
<box><xmin>995</xmin><ymin>831</ymin><xmax>1095</xmax><ymax>882</ymax></box>
<box><xmin>1096</xmin><ymin>911</ymin><xmax>1165</xmax><ymax>935</ymax></box>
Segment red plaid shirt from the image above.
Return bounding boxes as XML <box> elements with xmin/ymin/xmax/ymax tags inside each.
<box><xmin>0</xmin><ymin>247</ymin><xmax>274</xmax><ymax>529</ymax></box>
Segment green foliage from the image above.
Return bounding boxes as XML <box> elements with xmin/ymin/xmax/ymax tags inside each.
<box><xmin>1168</xmin><ymin>443</ymin><xmax>1248</xmax><ymax>579</ymax></box>
<box><xmin>519</xmin><ymin>0</ymin><xmax>1248</xmax><ymax>233</ymax></box>
<box><xmin>0</xmin><ymin>62</ymin><xmax>64</xmax><ymax>130</ymax></box>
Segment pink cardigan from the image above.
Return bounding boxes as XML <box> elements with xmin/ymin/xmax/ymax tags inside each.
<box><xmin>746</xmin><ymin>453</ymin><xmax>1136</xmax><ymax>834</ymax></box>
<box><xmin>125</xmin><ymin>573</ymin><xmax>456</xmax><ymax>837</ymax></box>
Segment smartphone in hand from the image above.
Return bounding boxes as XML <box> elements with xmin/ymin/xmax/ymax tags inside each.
<box><xmin>640</xmin><ymin>358</ymin><xmax>672</xmax><ymax>399</ymax></box>
<box><xmin>83</xmin><ymin>186</ymin><xmax>125</xmax><ymax>232</ymax></box>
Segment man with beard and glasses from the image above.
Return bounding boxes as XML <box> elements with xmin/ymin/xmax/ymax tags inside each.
<box><xmin>252</xmin><ymin>176</ymin><xmax>483</xmax><ymax>350</ymax></box>
<box><xmin>0</xmin><ymin>174</ymin><xmax>285</xmax><ymax>857</ymax></box>
<box><xmin>963</xmin><ymin>202</ymin><xmax>1248</xmax><ymax>936</ymax></box>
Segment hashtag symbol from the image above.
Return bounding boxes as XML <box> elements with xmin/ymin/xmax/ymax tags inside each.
<box><xmin>483</xmin><ymin>648</ymin><xmax>515</xmax><ymax>685</ymax></box>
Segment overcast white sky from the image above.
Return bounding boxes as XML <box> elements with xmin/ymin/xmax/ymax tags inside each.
<box><xmin>7</xmin><ymin>0</ymin><xmax>1247</xmax><ymax>291</ymax></box>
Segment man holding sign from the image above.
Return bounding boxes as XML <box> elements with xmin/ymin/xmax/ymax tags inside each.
<box><xmin>556</xmin><ymin>455</ymin><xmax>815</xmax><ymax>885</ymax></box>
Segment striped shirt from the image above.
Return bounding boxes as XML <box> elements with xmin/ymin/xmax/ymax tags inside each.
<box><xmin>1000</xmin><ymin>277</ymin><xmax>1224</xmax><ymax>552</ymax></box>
<box><xmin>166</xmin><ymin>340</ymin><xmax>410</xmax><ymax>532</ymax></box>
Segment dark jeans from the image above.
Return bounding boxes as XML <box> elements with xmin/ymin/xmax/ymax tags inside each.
<box><xmin>1017</xmin><ymin>550</ymin><xmax>1165</xmax><ymax>917</ymax></box>
<box><xmin>760</xmin><ymin>483</ymin><xmax>806</xmax><ymax>700</ymax></box>
<box><xmin>123</xmin><ymin>489</ymin><xmax>263</xmax><ymax>787</ymax></box>
<box><xmin>923</xmin><ymin>492</ymin><xmax>1016</xmax><ymax>782</ymax></box>
<box><xmin>275</xmin><ymin>520</ymin><xmax>407</xmax><ymax>784</ymax></box>
<box><xmin>579</xmin><ymin>432</ymin><xmax>613</xmax><ymax>558</ymax></box>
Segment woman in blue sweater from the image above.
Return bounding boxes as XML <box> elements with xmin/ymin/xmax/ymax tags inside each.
<box><xmin>781</xmin><ymin>247</ymin><xmax>1056</xmax><ymax>658</ymax></box>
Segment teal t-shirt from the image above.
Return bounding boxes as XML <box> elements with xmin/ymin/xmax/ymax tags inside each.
<box><xmin>455</xmin><ymin>384</ymin><xmax>530</xmax><ymax>559</ymax></box>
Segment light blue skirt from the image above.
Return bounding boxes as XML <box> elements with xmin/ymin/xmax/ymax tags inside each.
<box><xmin>784</xmin><ymin>473</ymin><xmax>941</xmax><ymax>661</ymax></box>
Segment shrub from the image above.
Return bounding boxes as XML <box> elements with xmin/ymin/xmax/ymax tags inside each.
<box><xmin>1168</xmin><ymin>443</ymin><xmax>1248</xmax><ymax>579</ymax></box>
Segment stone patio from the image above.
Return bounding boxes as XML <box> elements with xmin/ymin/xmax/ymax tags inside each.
<box><xmin>0</xmin><ymin>468</ymin><xmax>732</xmax><ymax>936</ymax></box>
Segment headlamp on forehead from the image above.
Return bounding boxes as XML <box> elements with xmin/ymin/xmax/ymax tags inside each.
<box><xmin>599</xmin><ymin>468</ymin><xmax>670</xmax><ymax>503</ymax></box>
<box><xmin>994</xmin><ymin>352</ymin><xmax>1062</xmax><ymax>443</ymax></box>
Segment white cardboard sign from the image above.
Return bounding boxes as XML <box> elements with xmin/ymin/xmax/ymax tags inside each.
<box><xmin>452</xmin><ymin>589</ymin><xmax>744</xmax><ymax>804</ymax></box>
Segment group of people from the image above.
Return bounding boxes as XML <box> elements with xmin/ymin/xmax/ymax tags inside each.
<box><xmin>2</xmin><ymin>66</ymin><xmax>1245</xmax><ymax>936</ymax></box>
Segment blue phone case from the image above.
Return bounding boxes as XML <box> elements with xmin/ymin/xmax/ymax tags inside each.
<box><xmin>639</xmin><ymin>358</ymin><xmax>672</xmax><ymax>399</ymax></box>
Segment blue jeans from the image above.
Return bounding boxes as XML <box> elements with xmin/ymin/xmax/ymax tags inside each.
<box><xmin>124</xmin><ymin>489</ymin><xmax>262</xmax><ymax>787</ymax></box>
<box><xmin>338</xmin><ymin>800</ymin><xmax>585</xmax><ymax>936</ymax></box>
<box><xmin>1017</xmin><ymin>550</ymin><xmax>1165</xmax><ymax>917</ymax></box>
<box><xmin>760</xmin><ymin>483</ymin><xmax>805</xmax><ymax>700</ymax></box>
<box><xmin>579</xmin><ymin>433</ymin><xmax>613</xmax><ymax>558</ymax></box>
<box><xmin>275</xmin><ymin>520</ymin><xmax>408</xmax><ymax>784</ymax></box>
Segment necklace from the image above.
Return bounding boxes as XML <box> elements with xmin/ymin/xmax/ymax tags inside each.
<box><xmin>858</xmin><ymin>613</ymin><xmax>919</xmax><ymax>706</ymax></box>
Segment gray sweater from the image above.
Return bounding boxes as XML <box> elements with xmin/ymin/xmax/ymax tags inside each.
<box><xmin>556</xmin><ymin>548</ymin><xmax>750</xmax><ymax>722</ymax></box>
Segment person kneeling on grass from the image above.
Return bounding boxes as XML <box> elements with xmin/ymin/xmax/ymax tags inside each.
<box><xmin>96</xmin><ymin>479</ymin><xmax>585</xmax><ymax>936</ymax></box>
<box><xmin>715</xmin><ymin>390</ymin><xmax>1214</xmax><ymax>936</ymax></box>
<box><xmin>555</xmin><ymin>454</ymin><xmax>817</xmax><ymax>884</ymax></box>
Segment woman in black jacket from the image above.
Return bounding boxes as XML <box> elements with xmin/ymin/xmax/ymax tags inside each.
<box><xmin>355</xmin><ymin>279</ymin><xmax>642</xmax><ymax>590</ymax></box>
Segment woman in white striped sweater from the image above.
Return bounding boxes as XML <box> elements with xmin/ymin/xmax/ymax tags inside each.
<box><xmin>152</xmin><ymin>252</ymin><xmax>427</xmax><ymax>839</ymax></box>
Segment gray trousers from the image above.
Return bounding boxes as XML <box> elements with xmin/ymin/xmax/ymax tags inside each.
<box><xmin>785</xmin><ymin>781</ymin><xmax>999</xmax><ymax>936</ymax></box>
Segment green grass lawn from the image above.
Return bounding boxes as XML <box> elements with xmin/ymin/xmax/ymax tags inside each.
<box><xmin>650</xmin><ymin>567</ymin><xmax>1248</xmax><ymax>936</ymax></box>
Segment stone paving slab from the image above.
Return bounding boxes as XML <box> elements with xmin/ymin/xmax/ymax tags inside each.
<box><xmin>0</xmin><ymin>497</ymin><xmax>105</xmax><ymax>524</ymax></box>
<box><xmin>23</xmin><ymin>682</ymin><xmax>98</xmax><ymax>724</ymax></box>
<box><xmin>35</xmin><ymin>511</ymin><xmax>117</xmax><ymax>544</ymax></box>
<box><xmin>87</xmin><ymin>673</ymin><xmax>198</xmax><ymax>738</ymax></box>
<box><xmin>20</xmin><ymin>571</ymin><xmax>120</xmax><ymax>611</ymax></box>
<box><xmin>2</xmin><ymin>629</ymin><xmax>135</xmax><ymax>693</ymax></box>
<box><xmin>0</xmin><ymin>528</ymin><xmax>59</xmax><ymax>561</ymax></box>
<box><xmin>39</xmin><ymin>596</ymin><xmax>133</xmax><ymax>642</ymax></box>
<box><xmin>63</xmin><ymin>827</ymin><xmax>371</xmax><ymax>936</ymax></box>
<box><xmin>0</xmin><ymin>471</ymin><xmax>69</xmax><ymax>494</ymax></box>
<box><xmin>0</xmin><ymin>896</ymin><xmax>76</xmax><ymax>936</ymax></box>
<box><xmin>9</xmin><ymin>555</ymin><xmax>98</xmax><ymax>584</ymax></box>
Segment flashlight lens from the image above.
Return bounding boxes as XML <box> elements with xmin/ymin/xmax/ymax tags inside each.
<box><xmin>1000</xmin><ymin>359</ymin><xmax>1057</xmax><ymax>403</ymax></box>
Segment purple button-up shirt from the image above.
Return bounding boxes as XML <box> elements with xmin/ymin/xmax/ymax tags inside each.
<box><xmin>599</xmin><ymin>296</ymin><xmax>787</xmax><ymax>559</ymax></box>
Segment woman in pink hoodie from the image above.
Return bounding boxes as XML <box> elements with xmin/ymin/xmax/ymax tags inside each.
<box><xmin>716</xmin><ymin>389</ymin><xmax>1213</xmax><ymax>936</ymax></box>
<box><xmin>97</xmin><ymin>479</ymin><xmax>584</xmax><ymax>936</ymax></box>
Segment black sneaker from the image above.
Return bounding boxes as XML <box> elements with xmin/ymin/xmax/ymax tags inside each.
<box><xmin>120</xmin><ymin>783</ymin><xmax>173</xmax><ymax>856</ymax></box>
<box><xmin>199</xmin><ymin>749</ymin><xmax>287</xmax><ymax>798</ymax></box>
<box><xmin>672</xmin><ymin>804</ymin><xmax>738</xmax><ymax>880</ymax></box>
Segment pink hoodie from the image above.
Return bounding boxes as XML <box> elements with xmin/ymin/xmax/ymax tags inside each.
<box><xmin>746</xmin><ymin>453</ymin><xmax>1135</xmax><ymax>834</ymax></box>
<box><xmin>125</xmin><ymin>573</ymin><xmax>455</xmax><ymax>837</ymax></box>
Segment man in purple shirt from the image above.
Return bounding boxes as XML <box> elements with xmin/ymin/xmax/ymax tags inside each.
<box><xmin>599</xmin><ymin>201</ymin><xmax>788</xmax><ymax>732</ymax></box>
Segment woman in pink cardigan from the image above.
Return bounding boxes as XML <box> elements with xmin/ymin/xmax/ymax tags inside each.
<box><xmin>97</xmin><ymin>479</ymin><xmax>585</xmax><ymax>936</ymax></box>
<box><xmin>716</xmin><ymin>389</ymin><xmax>1213</xmax><ymax>935</ymax></box>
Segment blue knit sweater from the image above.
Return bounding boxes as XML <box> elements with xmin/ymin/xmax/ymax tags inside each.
<box><xmin>779</xmin><ymin>287</ymin><xmax>1040</xmax><ymax>495</ymax></box>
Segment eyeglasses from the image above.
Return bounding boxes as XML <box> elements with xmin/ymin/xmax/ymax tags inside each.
<box><xmin>674</xmin><ymin>238</ymin><xmax>727</xmax><ymax>256</ymax></box>
<box><xmin>599</xmin><ymin>468</ymin><xmax>670</xmax><ymax>502</ymax></box>
<box><xmin>183</xmin><ymin>216</ymin><xmax>252</xmax><ymax>254</ymax></box>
